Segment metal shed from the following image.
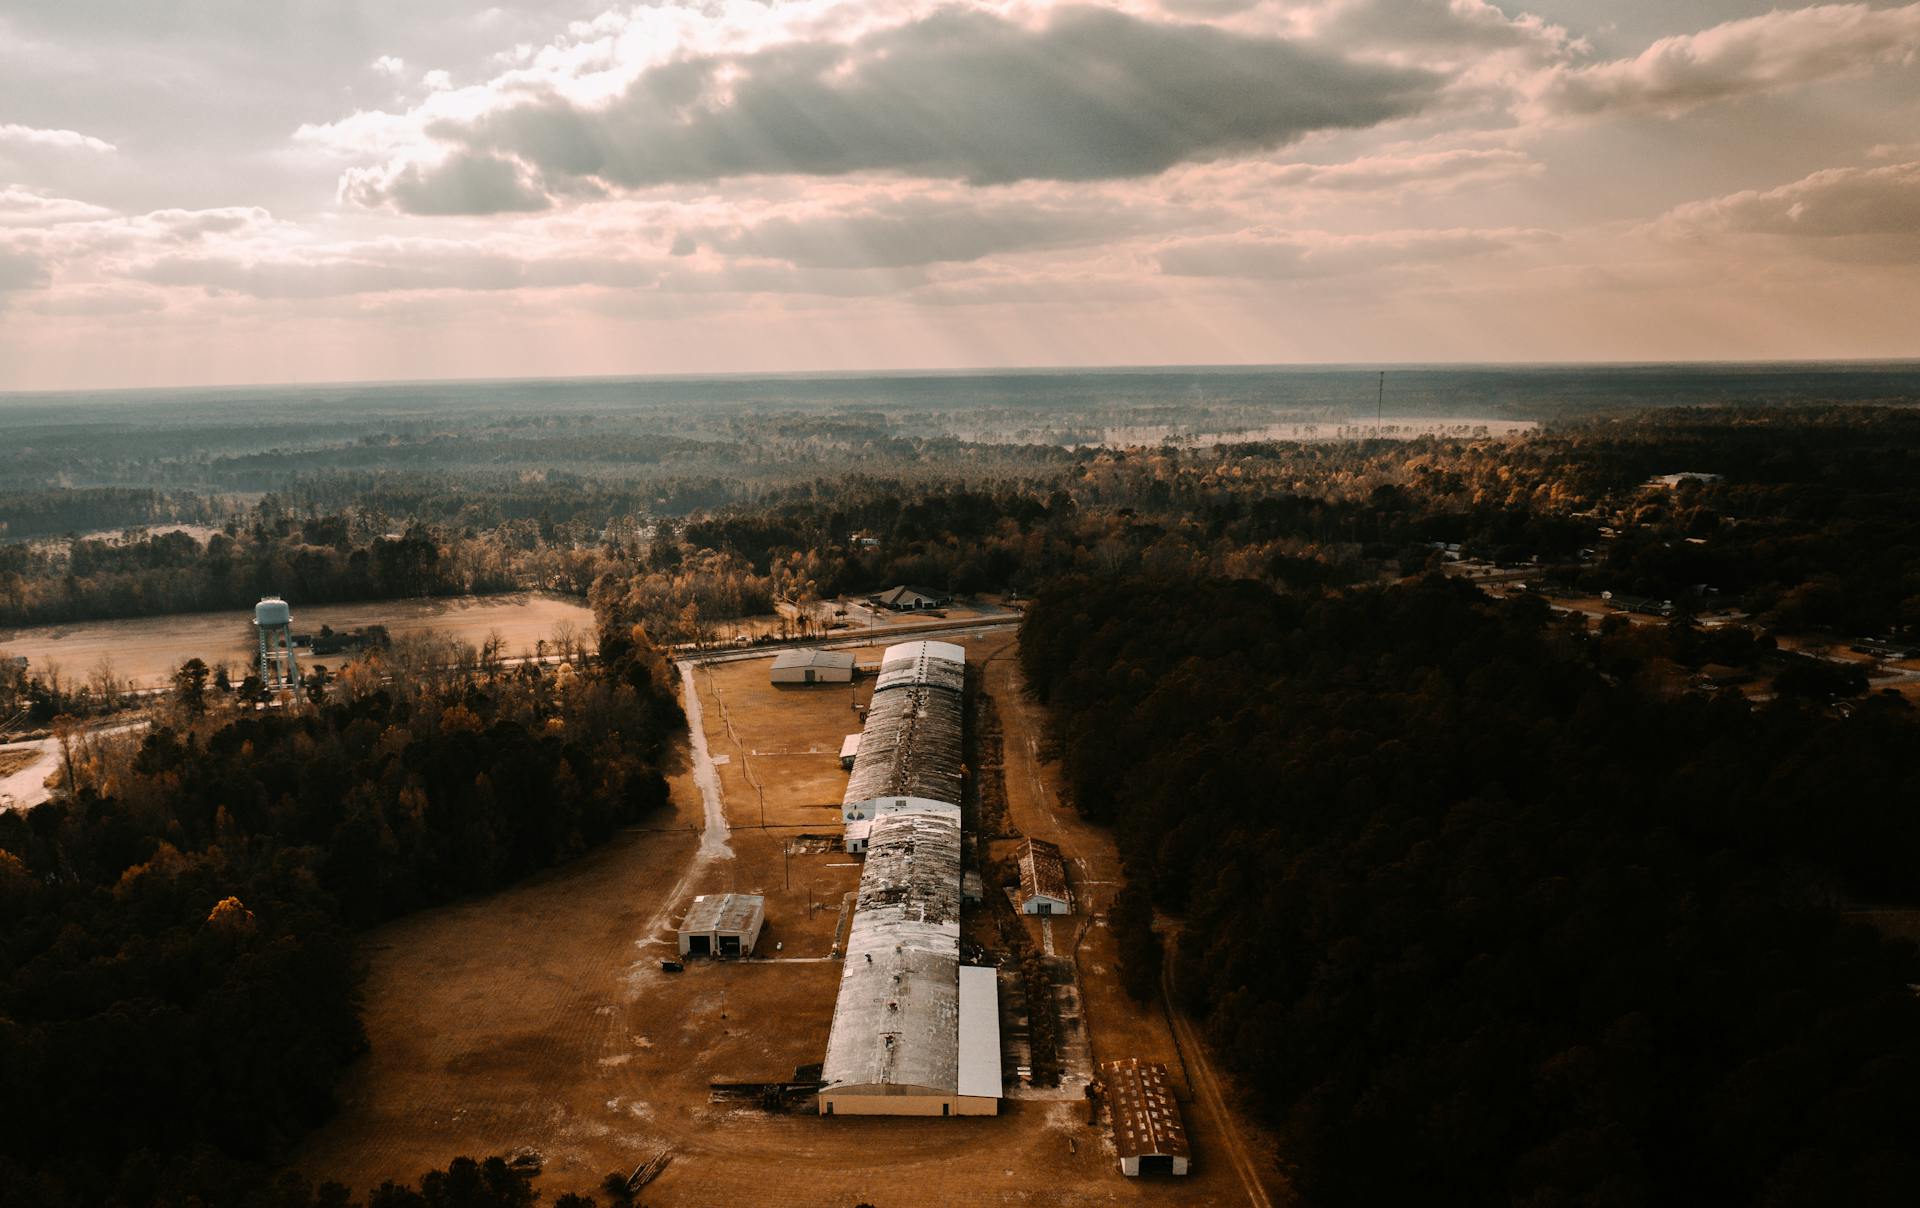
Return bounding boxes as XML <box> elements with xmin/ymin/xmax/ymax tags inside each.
<box><xmin>1017</xmin><ymin>837</ymin><xmax>1072</xmax><ymax>916</ymax></box>
<box><xmin>769</xmin><ymin>648</ymin><xmax>856</xmax><ymax>685</ymax></box>
<box><xmin>677</xmin><ymin>893</ymin><xmax>766</xmax><ymax>958</ymax></box>
<box><xmin>1100</xmin><ymin>1058</ymin><xmax>1191</xmax><ymax>1176</ymax></box>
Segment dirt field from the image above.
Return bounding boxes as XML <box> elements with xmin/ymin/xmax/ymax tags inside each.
<box><xmin>294</xmin><ymin>634</ymin><xmax>1284</xmax><ymax>1206</ymax></box>
<box><xmin>0</xmin><ymin>737</ymin><xmax>57</xmax><ymax>810</ymax></box>
<box><xmin>0</xmin><ymin>593</ymin><xmax>594</xmax><ymax>688</ymax></box>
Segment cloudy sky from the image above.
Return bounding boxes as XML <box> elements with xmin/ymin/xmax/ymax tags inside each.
<box><xmin>3</xmin><ymin>1</ymin><xmax>1920</xmax><ymax>389</ymax></box>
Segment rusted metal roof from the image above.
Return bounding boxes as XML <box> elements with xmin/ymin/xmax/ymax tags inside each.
<box><xmin>821</xmin><ymin>809</ymin><xmax>964</xmax><ymax>1094</ymax></box>
<box><xmin>1101</xmin><ymin>1058</ymin><xmax>1190</xmax><ymax>1161</ymax></box>
<box><xmin>1016</xmin><ymin>837</ymin><xmax>1070</xmax><ymax>908</ymax></box>
<box><xmin>843</xmin><ymin>684</ymin><xmax>965</xmax><ymax>807</ymax></box>
<box><xmin>680</xmin><ymin>893</ymin><xmax>764</xmax><ymax>935</ymax></box>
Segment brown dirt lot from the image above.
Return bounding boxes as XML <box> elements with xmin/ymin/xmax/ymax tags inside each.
<box><xmin>295</xmin><ymin>636</ymin><xmax>1280</xmax><ymax>1205</ymax></box>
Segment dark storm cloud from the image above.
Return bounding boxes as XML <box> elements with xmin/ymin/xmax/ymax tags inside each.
<box><xmin>365</xmin><ymin>6</ymin><xmax>1441</xmax><ymax>212</ymax></box>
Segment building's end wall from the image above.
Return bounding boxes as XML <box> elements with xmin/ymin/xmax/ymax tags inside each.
<box><xmin>1118</xmin><ymin>1155</ymin><xmax>1191</xmax><ymax>1176</ymax></box>
<box><xmin>738</xmin><ymin>913</ymin><xmax>764</xmax><ymax>955</ymax></box>
<box><xmin>817</xmin><ymin>1085</ymin><xmax>962</xmax><ymax>1117</ymax></box>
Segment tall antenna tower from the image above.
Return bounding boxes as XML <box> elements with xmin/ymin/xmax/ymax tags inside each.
<box><xmin>254</xmin><ymin>596</ymin><xmax>299</xmax><ymax>689</ymax></box>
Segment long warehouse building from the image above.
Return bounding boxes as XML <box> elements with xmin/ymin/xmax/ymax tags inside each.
<box><xmin>839</xmin><ymin>638</ymin><xmax>968</xmax><ymax>852</ymax></box>
<box><xmin>819</xmin><ymin>639</ymin><xmax>1000</xmax><ymax>1116</ymax></box>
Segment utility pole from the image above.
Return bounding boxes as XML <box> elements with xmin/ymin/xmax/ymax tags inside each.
<box><xmin>1377</xmin><ymin>370</ymin><xmax>1385</xmax><ymax>433</ymax></box>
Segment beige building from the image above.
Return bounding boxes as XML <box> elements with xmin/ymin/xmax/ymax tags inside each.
<box><xmin>769</xmin><ymin>648</ymin><xmax>856</xmax><ymax>685</ymax></box>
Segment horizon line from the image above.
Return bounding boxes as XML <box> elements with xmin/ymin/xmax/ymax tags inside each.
<box><xmin>6</xmin><ymin>355</ymin><xmax>1920</xmax><ymax>400</ymax></box>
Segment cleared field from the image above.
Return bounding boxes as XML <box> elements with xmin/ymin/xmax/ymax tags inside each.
<box><xmin>0</xmin><ymin>593</ymin><xmax>594</xmax><ymax>688</ymax></box>
<box><xmin>294</xmin><ymin>636</ymin><xmax>1280</xmax><ymax>1205</ymax></box>
<box><xmin>0</xmin><ymin>738</ymin><xmax>57</xmax><ymax>810</ymax></box>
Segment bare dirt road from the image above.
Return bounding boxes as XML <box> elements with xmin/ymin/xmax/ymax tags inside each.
<box><xmin>981</xmin><ymin>636</ymin><xmax>1288</xmax><ymax>1207</ymax></box>
<box><xmin>0</xmin><ymin>739</ymin><xmax>55</xmax><ymax>807</ymax></box>
<box><xmin>1161</xmin><ymin>954</ymin><xmax>1276</xmax><ymax>1208</ymax></box>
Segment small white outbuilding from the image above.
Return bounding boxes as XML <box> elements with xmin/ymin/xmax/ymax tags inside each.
<box><xmin>770</xmin><ymin>648</ymin><xmax>856</xmax><ymax>685</ymax></box>
<box><xmin>1017</xmin><ymin>838</ymin><xmax>1072</xmax><ymax>916</ymax></box>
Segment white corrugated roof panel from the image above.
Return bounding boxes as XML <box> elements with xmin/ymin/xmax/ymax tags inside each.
<box><xmin>874</xmin><ymin>640</ymin><xmax>967</xmax><ymax>694</ymax></box>
<box><xmin>957</xmin><ymin>965</ymin><xmax>1002</xmax><ymax>1099</ymax></box>
<box><xmin>771</xmin><ymin>648</ymin><xmax>857</xmax><ymax>671</ymax></box>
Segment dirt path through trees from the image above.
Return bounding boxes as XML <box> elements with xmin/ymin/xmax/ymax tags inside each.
<box><xmin>981</xmin><ymin>636</ymin><xmax>1288</xmax><ymax>1206</ymax></box>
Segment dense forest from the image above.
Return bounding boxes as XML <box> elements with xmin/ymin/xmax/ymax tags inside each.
<box><xmin>655</xmin><ymin>406</ymin><xmax>1920</xmax><ymax>637</ymax></box>
<box><xmin>1022</xmin><ymin>574</ymin><xmax>1920</xmax><ymax>1206</ymax></box>
<box><xmin>8</xmin><ymin>391</ymin><xmax>1920</xmax><ymax>1204</ymax></box>
<box><xmin>0</xmin><ymin>508</ymin><xmax>613</xmax><ymax>629</ymax></box>
<box><xmin>0</xmin><ymin>610</ymin><xmax>681</xmax><ymax>1207</ymax></box>
<box><xmin>9</xmin><ymin>406</ymin><xmax>1920</xmax><ymax>649</ymax></box>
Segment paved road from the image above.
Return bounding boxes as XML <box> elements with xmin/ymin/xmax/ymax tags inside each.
<box><xmin>675</xmin><ymin>615</ymin><xmax>1021</xmax><ymax>667</ymax></box>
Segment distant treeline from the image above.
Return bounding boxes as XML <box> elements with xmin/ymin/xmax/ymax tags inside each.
<box><xmin>0</xmin><ymin>488</ymin><xmax>233</xmax><ymax>542</ymax></box>
<box><xmin>13</xmin><ymin>406</ymin><xmax>1920</xmax><ymax>643</ymax></box>
<box><xmin>0</xmin><ymin>504</ymin><xmax>618</xmax><ymax>629</ymax></box>
<box><xmin>1022</xmin><ymin>573</ymin><xmax>1920</xmax><ymax>1206</ymax></box>
<box><xmin>668</xmin><ymin>405</ymin><xmax>1920</xmax><ymax>637</ymax></box>
<box><xmin>0</xmin><ymin>618</ymin><xmax>682</xmax><ymax>1206</ymax></box>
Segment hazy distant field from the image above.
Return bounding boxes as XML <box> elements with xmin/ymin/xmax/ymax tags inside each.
<box><xmin>0</xmin><ymin>593</ymin><xmax>594</xmax><ymax>687</ymax></box>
